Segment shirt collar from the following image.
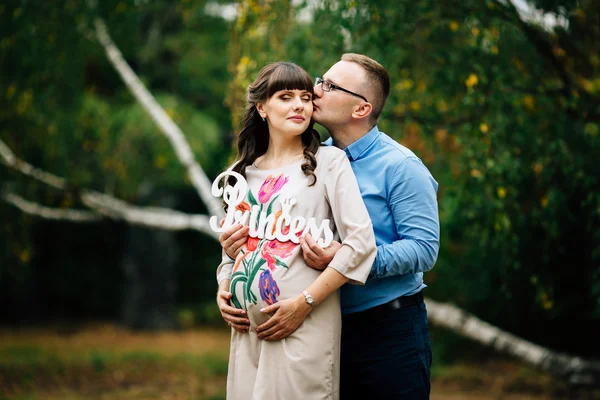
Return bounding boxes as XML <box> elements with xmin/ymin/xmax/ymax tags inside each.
<box><xmin>343</xmin><ymin>125</ymin><xmax>380</xmax><ymax>161</ymax></box>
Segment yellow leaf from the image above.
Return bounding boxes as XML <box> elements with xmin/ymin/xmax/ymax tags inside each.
<box><xmin>436</xmin><ymin>100</ymin><xmax>448</xmax><ymax>112</ymax></box>
<box><xmin>497</xmin><ymin>187</ymin><xmax>506</xmax><ymax>199</ymax></box>
<box><xmin>584</xmin><ymin>123</ymin><xmax>599</xmax><ymax>137</ymax></box>
<box><xmin>17</xmin><ymin>90</ymin><xmax>32</xmax><ymax>115</ymax></box>
<box><xmin>472</xmin><ymin>27</ymin><xmax>480</xmax><ymax>36</ymax></box>
<box><xmin>392</xmin><ymin>104</ymin><xmax>406</xmax><ymax>115</ymax></box>
<box><xmin>155</xmin><ymin>155</ymin><xmax>168</xmax><ymax>169</ymax></box>
<box><xmin>20</xmin><ymin>249</ymin><xmax>31</xmax><ymax>263</ymax></box>
<box><xmin>541</xmin><ymin>195</ymin><xmax>549</xmax><ymax>208</ymax></box>
<box><xmin>6</xmin><ymin>84</ymin><xmax>16</xmax><ymax>99</ymax></box>
<box><xmin>449</xmin><ymin>21</ymin><xmax>459</xmax><ymax>31</ymax></box>
<box><xmin>410</xmin><ymin>101</ymin><xmax>421</xmax><ymax>111</ymax></box>
<box><xmin>435</xmin><ymin>129</ymin><xmax>448</xmax><ymax>143</ymax></box>
<box><xmin>465</xmin><ymin>74</ymin><xmax>478</xmax><ymax>88</ymax></box>
<box><xmin>522</xmin><ymin>95</ymin><xmax>535</xmax><ymax>111</ymax></box>
<box><xmin>165</xmin><ymin>108</ymin><xmax>177</xmax><ymax>119</ymax></box>
<box><xmin>396</xmin><ymin>79</ymin><xmax>413</xmax><ymax>90</ymax></box>
<box><xmin>480</xmin><ymin>123</ymin><xmax>488</xmax><ymax>133</ymax></box>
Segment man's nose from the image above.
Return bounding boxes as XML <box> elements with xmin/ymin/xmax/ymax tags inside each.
<box><xmin>313</xmin><ymin>84</ymin><xmax>323</xmax><ymax>98</ymax></box>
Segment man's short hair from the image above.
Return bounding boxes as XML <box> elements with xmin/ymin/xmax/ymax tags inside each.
<box><xmin>341</xmin><ymin>53</ymin><xmax>390</xmax><ymax>123</ymax></box>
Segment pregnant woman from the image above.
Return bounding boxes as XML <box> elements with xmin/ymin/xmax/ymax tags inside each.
<box><xmin>215</xmin><ymin>61</ymin><xmax>376</xmax><ymax>400</ymax></box>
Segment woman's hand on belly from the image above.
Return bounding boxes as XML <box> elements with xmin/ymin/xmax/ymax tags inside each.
<box><xmin>217</xmin><ymin>284</ymin><xmax>250</xmax><ymax>333</ymax></box>
<box><xmin>255</xmin><ymin>294</ymin><xmax>312</xmax><ymax>341</ymax></box>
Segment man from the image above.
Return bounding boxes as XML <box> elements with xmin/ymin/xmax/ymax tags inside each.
<box><xmin>217</xmin><ymin>54</ymin><xmax>439</xmax><ymax>399</ymax></box>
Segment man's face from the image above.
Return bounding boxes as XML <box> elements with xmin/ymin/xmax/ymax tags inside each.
<box><xmin>312</xmin><ymin>61</ymin><xmax>368</xmax><ymax>129</ymax></box>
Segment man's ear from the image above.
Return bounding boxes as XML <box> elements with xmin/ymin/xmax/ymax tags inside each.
<box><xmin>352</xmin><ymin>102</ymin><xmax>373</xmax><ymax>120</ymax></box>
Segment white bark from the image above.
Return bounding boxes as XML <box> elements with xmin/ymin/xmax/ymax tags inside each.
<box><xmin>425</xmin><ymin>297</ymin><xmax>600</xmax><ymax>385</ymax></box>
<box><xmin>0</xmin><ymin>140</ymin><xmax>218</xmax><ymax>239</ymax></box>
<box><xmin>81</xmin><ymin>191</ymin><xmax>217</xmax><ymax>237</ymax></box>
<box><xmin>91</xmin><ymin>16</ymin><xmax>224</xmax><ymax>220</ymax></box>
<box><xmin>0</xmin><ymin>140</ymin><xmax>66</xmax><ymax>190</ymax></box>
<box><xmin>2</xmin><ymin>192</ymin><xmax>101</xmax><ymax>222</ymax></box>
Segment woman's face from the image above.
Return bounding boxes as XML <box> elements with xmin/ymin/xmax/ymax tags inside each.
<box><xmin>259</xmin><ymin>89</ymin><xmax>313</xmax><ymax>138</ymax></box>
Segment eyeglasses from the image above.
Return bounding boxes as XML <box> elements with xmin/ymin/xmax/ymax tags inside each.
<box><xmin>314</xmin><ymin>77</ymin><xmax>369</xmax><ymax>103</ymax></box>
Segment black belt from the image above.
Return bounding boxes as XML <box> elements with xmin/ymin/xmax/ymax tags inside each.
<box><xmin>343</xmin><ymin>292</ymin><xmax>424</xmax><ymax>323</ymax></box>
<box><xmin>384</xmin><ymin>291</ymin><xmax>423</xmax><ymax>311</ymax></box>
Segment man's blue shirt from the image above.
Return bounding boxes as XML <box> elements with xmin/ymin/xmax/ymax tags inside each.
<box><xmin>325</xmin><ymin>125</ymin><xmax>440</xmax><ymax>315</ymax></box>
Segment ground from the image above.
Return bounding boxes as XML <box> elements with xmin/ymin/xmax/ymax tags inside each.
<box><xmin>0</xmin><ymin>324</ymin><xmax>597</xmax><ymax>400</ymax></box>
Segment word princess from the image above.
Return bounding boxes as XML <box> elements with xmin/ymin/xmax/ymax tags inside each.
<box><xmin>209</xmin><ymin>171</ymin><xmax>334</xmax><ymax>248</ymax></box>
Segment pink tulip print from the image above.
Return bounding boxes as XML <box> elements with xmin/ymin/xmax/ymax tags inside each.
<box><xmin>258</xmin><ymin>174</ymin><xmax>289</xmax><ymax>204</ymax></box>
<box><xmin>261</xmin><ymin>239</ymin><xmax>298</xmax><ymax>271</ymax></box>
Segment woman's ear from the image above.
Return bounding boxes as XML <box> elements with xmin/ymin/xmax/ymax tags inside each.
<box><xmin>352</xmin><ymin>102</ymin><xmax>373</xmax><ymax>120</ymax></box>
<box><xmin>256</xmin><ymin>103</ymin><xmax>266</xmax><ymax>120</ymax></box>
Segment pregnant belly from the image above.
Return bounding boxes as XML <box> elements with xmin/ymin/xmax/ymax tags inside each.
<box><xmin>229</xmin><ymin>266</ymin><xmax>320</xmax><ymax>326</ymax></box>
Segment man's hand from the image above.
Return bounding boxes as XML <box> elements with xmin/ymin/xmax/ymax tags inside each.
<box><xmin>256</xmin><ymin>295</ymin><xmax>312</xmax><ymax>341</ymax></box>
<box><xmin>219</xmin><ymin>224</ymin><xmax>249</xmax><ymax>259</ymax></box>
<box><xmin>300</xmin><ymin>234</ymin><xmax>341</xmax><ymax>270</ymax></box>
<box><xmin>216</xmin><ymin>290</ymin><xmax>250</xmax><ymax>333</ymax></box>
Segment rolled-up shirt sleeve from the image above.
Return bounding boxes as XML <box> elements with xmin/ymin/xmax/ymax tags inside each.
<box><xmin>371</xmin><ymin>157</ymin><xmax>439</xmax><ymax>278</ymax></box>
<box><xmin>324</xmin><ymin>151</ymin><xmax>377</xmax><ymax>284</ymax></box>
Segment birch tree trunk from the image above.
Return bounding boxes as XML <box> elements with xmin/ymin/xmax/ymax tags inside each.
<box><xmin>426</xmin><ymin>297</ymin><xmax>600</xmax><ymax>386</ymax></box>
<box><xmin>91</xmin><ymin>15</ymin><xmax>224</xmax><ymax>221</ymax></box>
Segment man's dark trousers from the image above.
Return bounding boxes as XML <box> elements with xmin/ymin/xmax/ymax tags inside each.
<box><xmin>340</xmin><ymin>294</ymin><xmax>432</xmax><ymax>399</ymax></box>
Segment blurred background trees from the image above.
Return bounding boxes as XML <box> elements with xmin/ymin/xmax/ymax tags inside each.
<box><xmin>1</xmin><ymin>0</ymin><xmax>599</xmax><ymax>361</ymax></box>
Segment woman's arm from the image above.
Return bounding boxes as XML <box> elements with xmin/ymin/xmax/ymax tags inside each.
<box><xmin>256</xmin><ymin>267</ymin><xmax>348</xmax><ymax>340</ymax></box>
<box><xmin>257</xmin><ymin>150</ymin><xmax>377</xmax><ymax>340</ymax></box>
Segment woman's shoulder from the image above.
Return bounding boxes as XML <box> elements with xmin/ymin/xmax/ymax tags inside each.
<box><xmin>316</xmin><ymin>145</ymin><xmax>346</xmax><ymax>164</ymax></box>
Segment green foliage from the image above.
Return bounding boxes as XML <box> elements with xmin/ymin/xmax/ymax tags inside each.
<box><xmin>1</xmin><ymin>1</ymin><xmax>235</xmax><ymax>329</ymax></box>
<box><xmin>2</xmin><ymin>0</ymin><xmax>599</xmax><ymax>357</ymax></box>
<box><xmin>230</xmin><ymin>0</ymin><xmax>600</xmax><ymax>354</ymax></box>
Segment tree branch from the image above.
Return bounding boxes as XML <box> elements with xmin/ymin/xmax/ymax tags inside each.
<box><xmin>89</xmin><ymin>12</ymin><xmax>224</xmax><ymax>220</ymax></box>
<box><xmin>0</xmin><ymin>140</ymin><xmax>67</xmax><ymax>190</ymax></box>
<box><xmin>426</xmin><ymin>297</ymin><xmax>600</xmax><ymax>386</ymax></box>
<box><xmin>80</xmin><ymin>191</ymin><xmax>216</xmax><ymax>236</ymax></box>
<box><xmin>2</xmin><ymin>192</ymin><xmax>101</xmax><ymax>222</ymax></box>
<box><xmin>0</xmin><ymin>139</ymin><xmax>219</xmax><ymax>239</ymax></box>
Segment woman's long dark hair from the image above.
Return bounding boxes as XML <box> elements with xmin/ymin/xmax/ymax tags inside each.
<box><xmin>228</xmin><ymin>62</ymin><xmax>321</xmax><ymax>188</ymax></box>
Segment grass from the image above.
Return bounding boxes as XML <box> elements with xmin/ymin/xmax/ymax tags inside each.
<box><xmin>0</xmin><ymin>324</ymin><xmax>598</xmax><ymax>400</ymax></box>
<box><xmin>0</xmin><ymin>324</ymin><xmax>230</xmax><ymax>400</ymax></box>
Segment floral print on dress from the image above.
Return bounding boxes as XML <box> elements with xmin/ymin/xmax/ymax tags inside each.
<box><xmin>258</xmin><ymin>174</ymin><xmax>289</xmax><ymax>204</ymax></box>
<box><xmin>261</xmin><ymin>239</ymin><xmax>298</xmax><ymax>271</ymax></box>
<box><xmin>258</xmin><ymin>269</ymin><xmax>280</xmax><ymax>305</ymax></box>
<box><xmin>230</xmin><ymin>175</ymin><xmax>301</xmax><ymax>309</ymax></box>
<box><xmin>236</xmin><ymin>201</ymin><xmax>251</xmax><ymax>213</ymax></box>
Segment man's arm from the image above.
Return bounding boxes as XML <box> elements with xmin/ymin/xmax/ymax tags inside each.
<box><xmin>371</xmin><ymin>157</ymin><xmax>439</xmax><ymax>278</ymax></box>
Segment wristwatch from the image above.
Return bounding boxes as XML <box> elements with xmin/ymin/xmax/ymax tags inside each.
<box><xmin>302</xmin><ymin>290</ymin><xmax>316</xmax><ymax>309</ymax></box>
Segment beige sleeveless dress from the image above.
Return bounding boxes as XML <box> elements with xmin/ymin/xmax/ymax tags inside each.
<box><xmin>216</xmin><ymin>146</ymin><xmax>376</xmax><ymax>400</ymax></box>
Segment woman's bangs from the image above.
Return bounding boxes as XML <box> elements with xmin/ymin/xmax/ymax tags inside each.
<box><xmin>266</xmin><ymin>63</ymin><xmax>314</xmax><ymax>98</ymax></box>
